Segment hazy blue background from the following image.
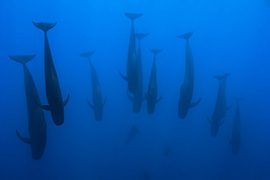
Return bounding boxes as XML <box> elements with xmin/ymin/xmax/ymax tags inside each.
<box><xmin>0</xmin><ymin>0</ymin><xmax>270</xmax><ymax>179</ymax></box>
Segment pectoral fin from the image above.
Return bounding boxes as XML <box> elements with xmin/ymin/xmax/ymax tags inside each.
<box><xmin>103</xmin><ymin>97</ymin><xmax>107</xmax><ymax>106</ymax></box>
<box><xmin>127</xmin><ymin>90</ymin><xmax>134</xmax><ymax>102</ymax></box>
<box><xmin>227</xmin><ymin>136</ymin><xmax>232</xmax><ymax>144</ymax></box>
<box><xmin>16</xmin><ymin>130</ymin><xmax>31</xmax><ymax>144</ymax></box>
<box><xmin>189</xmin><ymin>97</ymin><xmax>202</xmax><ymax>108</ymax></box>
<box><xmin>63</xmin><ymin>94</ymin><xmax>70</xmax><ymax>107</ymax></box>
<box><xmin>87</xmin><ymin>99</ymin><xmax>94</xmax><ymax>110</ymax></box>
<box><xmin>207</xmin><ymin>116</ymin><xmax>212</xmax><ymax>124</ymax></box>
<box><xmin>227</xmin><ymin>105</ymin><xmax>232</xmax><ymax>111</ymax></box>
<box><xmin>119</xmin><ymin>71</ymin><xmax>128</xmax><ymax>81</ymax></box>
<box><xmin>37</xmin><ymin>102</ymin><xmax>51</xmax><ymax>111</ymax></box>
<box><xmin>144</xmin><ymin>93</ymin><xmax>148</xmax><ymax>100</ymax></box>
<box><xmin>219</xmin><ymin>119</ymin><xmax>225</xmax><ymax>126</ymax></box>
<box><xmin>156</xmin><ymin>95</ymin><xmax>162</xmax><ymax>104</ymax></box>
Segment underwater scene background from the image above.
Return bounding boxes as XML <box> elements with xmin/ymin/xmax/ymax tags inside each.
<box><xmin>0</xmin><ymin>0</ymin><xmax>270</xmax><ymax>179</ymax></box>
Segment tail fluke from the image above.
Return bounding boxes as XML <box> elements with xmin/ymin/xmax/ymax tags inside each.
<box><xmin>232</xmin><ymin>97</ymin><xmax>245</xmax><ymax>102</ymax></box>
<box><xmin>149</xmin><ymin>49</ymin><xmax>163</xmax><ymax>55</ymax></box>
<box><xmin>213</xmin><ymin>73</ymin><xmax>231</xmax><ymax>81</ymax></box>
<box><xmin>80</xmin><ymin>51</ymin><xmax>95</xmax><ymax>59</ymax></box>
<box><xmin>8</xmin><ymin>55</ymin><xmax>36</xmax><ymax>65</ymax></box>
<box><xmin>224</xmin><ymin>72</ymin><xmax>231</xmax><ymax>78</ymax></box>
<box><xmin>32</xmin><ymin>21</ymin><xmax>57</xmax><ymax>32</ymax></box>
<box><xmin>135</xmin><ymin>33</ymin><xmax>148</xmax><ymax>40</ymax></box>
<box><xmin>125</xmin><ymin>13</ymin><xmax>143</xmax><ymax>21</ymax></box>
<box><xmin>213</xmin><ymin>75</ymin><xmax>225</xmax><ymax>81</ymax></box>
<box><xmin>177</xmin><ymin>32</ymin><xmax>193</xmax><ymax>40</ymax></box>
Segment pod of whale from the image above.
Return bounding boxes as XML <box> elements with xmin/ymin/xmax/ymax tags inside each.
<box><xmin>8</xmin><ymin>12</ymin><xmax>247</xmax><ymax>162</ymax></box>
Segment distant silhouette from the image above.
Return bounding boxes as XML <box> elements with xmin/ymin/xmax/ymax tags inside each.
<box><xmin>143</xmin><ymin>170</ymin><xmax>151</xmax><ymax>180</ymax></box>
<box><xmin>229</xmin><ymin>97</ymin><xmax>244</xmax><ymax>154</ymax></box>
<box><xmin>145</xmin><ymin>49</ymin><xmax>163</xmax><ymax>114</ymax></box>
<box><xmin>163</xmin><ymin>143</ymin><xmax>171</xmax><ymax>156</ymax></box>
<box><xmin>208</xmin><ymin>73</ymin><xmax>231</xmax><ymax>136</ymax></box>
<box><xmin>125</xmin><ymin>125</ymin><xmax>139</xmax><ymax>144</ymax></box>
<box><xmin>177</xmin><ymin>32</ymin><xmax>201</xmax><ymax>119</ymax></box>
<box><xmin>80</xmin><ymin>51</ymin><xmax>106</xmax><ymax>121</ymax></box>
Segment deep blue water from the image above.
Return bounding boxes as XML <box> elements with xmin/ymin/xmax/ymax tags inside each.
<box><xmin>1</xmin><ymin>0</ymin><xmax>270</xmax><ymax>179</ymax></box>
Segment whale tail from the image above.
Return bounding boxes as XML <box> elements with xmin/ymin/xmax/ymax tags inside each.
<box><xmin>178</xmin><ymin>32</ymin><xmax>193</xmax><ymax>40</ymax></box>
<box><xmin>213</xmin><ymin>73</ymin><xmax>231</xmax><ymax>81</ymax></box>
<box><xmin>232</xmin><ymin>97</ymin><xmax>245</xmax><ymax>102</ymax></box>
<box><xmin>80</xmin><ymin>51</ymin><xmax>95</xmax><ymax>59</ymax></box>
<box><xmin>8</xmin><ymin>55</ymin><xmax>36</xmax><ymax>65</ymax></box>
<box><xmin>213</xmin><ymin>75</ymin><xmax>225</xmax><ymax>81</ymax></box>
<box><xmin>125</xmin><ymin>13</ymin><xmax>143</xmax><ymax>21</ymax></box>
<box><xmin>32</xmin><ymin>21</ymin><xmax>57</xmax><ymax>32</ymax></box>
<box><xmin>135</xmin><ymin>33</ymin><xmax>148</xmax><ymax>40</ymax></box>
<box><xmin>149</xmin><ymin>49</ymin><xmax>163</xmax><ymax>55</ymax></box>
<box><xmin>224</xmin><ymin>72</ymin><xmax>231</xmax><ymax>78</ymax></box>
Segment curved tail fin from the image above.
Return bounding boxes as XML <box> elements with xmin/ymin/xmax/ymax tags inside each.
<box><xmin>125</xmin><ymin>13</ymin><xmax>143</xmax><ymax>21</ymax></box>
<box><xmin>213</xmin><ymin>73</ymin><xmax>231</xmax><ymax>81</ymax></box>
<box><xmin>177</xmin><ymin>32</ymin><xmax>193</xmax><ymax>40</ymax></box>
<box><xmin>135</xmin><ymin>33</ymin><xmax>148</xmax><ymax>40</ymax></box>
<box><xmin>232</xmin><ymin>97</ymin><xmax>245</xmax><ymax>102</ymax></box>
<box><xmin>32</xmin><ymin>21</ymin><xmax>57</xmax><ymax>32</ymax></box>
<box><xmin>8</xmin><ymin>55</ymin><xmax>36</xmax><ymax>65</ymax></box>
<box><xmin>80</xmin><ymin>51</ymin><xmax>95</xmax><ymax>59</ymax></box>
<box><xmin>224</xmin><ymin>72</ymin><xmax>231</xmax><ymax>78</ymax></box>
<box><xmin>149</xmin><ymin>49</ymin><xmax>163</xmax><ymax>55</ymax></box>
<box><xmin>213</xmin><ymin>75</ymin><xmax>225</xmax><ymax>81</ymax></box>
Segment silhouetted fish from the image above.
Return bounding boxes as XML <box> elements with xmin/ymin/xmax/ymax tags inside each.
<box><xmin>80</xmin><ymin>51</ymin><xmax>106</xmax><ymax>121</ymax></box>
<box><xmin>125</xmin><ymin>125</ymin><xmax>139</xmax><ymax>144</ymax></box>
<box><xmin>145</xmin><ymin>49</ymin><xmax>163</xmax><ymax>114</ymax></box>
<box><xmin>208</xmin><ymin>73</ymin><xmax>231</xmax><ymax>136</ymax></box>
<box><xmin>229</xmin><ymin>97</ymin><xmax>244</xmax><ymax>154</ymax></box>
